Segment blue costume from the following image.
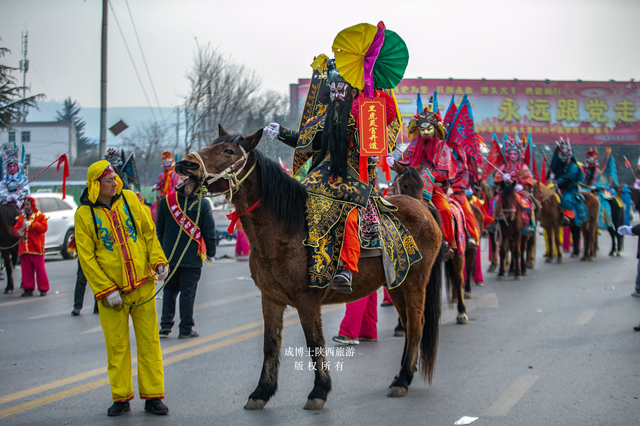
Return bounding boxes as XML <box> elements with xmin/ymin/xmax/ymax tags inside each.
<box><xmin>622</xmin><ymin>185</ymin><xmax>632</xmax><ymax>226</ymax></box>
<box><xmin>550</xmin><ymin>138</ymin><xmax>589</xmax><ymax>226</ymax></box>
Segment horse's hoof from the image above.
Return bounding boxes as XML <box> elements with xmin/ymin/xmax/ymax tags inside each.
<box><xmin>557</xmin><ymin>259</ymin><xmax>562</xmax><ymax>264</ymax></box>
<box><xmin>464</xmin><ymin>292</ymin><xmax>472</xmax><ymax>299</ymax></box>
<box><xmin>3</xmin><ymin>288</ymin><xmax>12</xmax><ymax>294</ymax></box>
<box><xmin>387</xmin><ymin>386</ymin><xmax>408</xmax><ymax>398</ymax></box>
<box><xmin>393</xmin><ymin>330</ymin><xmax>405</xmax><ymax>337</ymax></box>
<box><xmin>487</xmin><ymin>265</ymin><xmax>496</xmax><ymax>273</ymax></box>
<box><xmin>497</xmin><ymin>276</ymin><xmax>506</xmax><ymax>281</ymax></box>
<box><xmin>526</xmin><ymin>263</ymin><xmax>535</xmax><ymax>270</ymax></box>
<box><xmin>514</xmin><ymin>276</ymin><xmax>522</xmax><ymax>281</ymax></box>
<box><xmin>616</xmin><ymin>252</ymin><xmax>622</xmax><ymax>257</ymax></box>
<box><xmin>545</xmin><ymin>258</ymin><xmax>553</xmax><ymax>263</ymax></box>
<box><xmin>609</xmin><ymin>252</ymin><xmax>615</xmax><ymax>257</ymax></box>
<box><xmin>580</xmin><ymin>257</ymin><xmax>587</xmax><ymax>262</ymax></box>
<box><xmin>303</xmin><ymin>398</ymin><xmax>326</xmax><ymax>410</ymax></box>
<box><xmin>456</xmin><ymin>314</ymin><xmax>468</xmax><ymax>325</ymax></box>
<box><xmin>244</xmin><ymin>399</ymin><xmax>267</xmax><ymax>410</ymax></box>
<box><xmin>587</xmin><ymin>258</ymin><xmax>593</xmax><ymax>262</ymax></box>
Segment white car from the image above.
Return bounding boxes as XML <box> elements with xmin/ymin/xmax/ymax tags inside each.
<box><xmin>30</xmin><ymin>192</ymin><xmax>78</xmax><ymax>259</ymax></box>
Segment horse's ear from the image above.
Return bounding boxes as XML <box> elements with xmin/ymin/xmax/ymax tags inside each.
<box><xmin>393</xmin><ymin>161</ymin><xmax>405</xmax><ymax>175</ymax></box>
<box><xmin>218</xmin><ymin>124</ymin><xmax>229</xmax><ymax>137</ymax></box>
<box><xmin>416</xmin><ymin>163</ymin><xmax>424</xmax><ymax>173</ymax></box>
<box><xmin>241</xmin><ymin>128</ymin><xmax>263</xmax><ymax>152</ymax></box>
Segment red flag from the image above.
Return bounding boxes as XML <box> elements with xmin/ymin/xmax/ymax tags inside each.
<box><xmin>523</xmin><ymin>135</ymin><xmax>539</xmax><ymax>181</ymax></box>
<box><xmin>540</xmin><ymin>158</ymin><xmax>547</xmax><ymax>185</ymax></box>
<box><xmin>482</xmin><ymin>134</ymin><xmax>505</xmax><ymax>181</ymax></box>
<box><xmin>625</xmin><ymin>156</ymin><xmax>632</xmax><ymax>169</ymax></box>
<box><xmin>376</xmin><ymin>155</ymin><xmax>392</xmax><ymax>182</ymax></box>
<box><xmin>55</xmin><ymin>154</ymin><xmax>70</xmax><ymax>199</ymax></box>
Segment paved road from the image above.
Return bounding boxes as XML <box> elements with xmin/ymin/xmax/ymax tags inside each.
<box><xmin>0</xmin><ymin>233</ymin><xmax>639</xmax><ymax>426</ymax></box>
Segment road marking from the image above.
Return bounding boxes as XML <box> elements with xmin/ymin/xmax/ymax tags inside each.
<box><xmin>574</xmin><ymin>309</ymin><xmax>597</xmax><ymax>325</ymax></box>
<box><xmin>0</xmin><ymin>305</ymin><xmax>342</xmax><ymax>419</ymax></box>
<box><xmin>194</xmin><ymin>291</ymin><xmax>261</xmax><ymax>311</ymax></box>
<box><xmin>0</xmin><ymin>293</ymin><xmax>68</xmax><ymax>307</ymax></box>
<box><xmin>483</xmin><ymin>375</ymin><xmax>539</xmax><ymax>416</ymax></box>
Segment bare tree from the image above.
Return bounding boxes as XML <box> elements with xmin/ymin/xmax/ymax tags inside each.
<box><xmin>122</xmin><ymin>122</ymin><xmax>169</xmax><ymax>186</ymax></box>
<box><xmin>183</xmin><ymin>42</ymin><xmax>262</xmax><ymax>153</ymax></box>
<box><xmin>0</xmin><ymin>45</ymin><xmax>44</xmax><ymax>129</ymax></box>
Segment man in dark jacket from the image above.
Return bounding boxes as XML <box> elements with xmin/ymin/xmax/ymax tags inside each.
<box><xmin>156</xmin><ymin>191</ymin><xmax>216</xmax><ymax>338</ymax></box>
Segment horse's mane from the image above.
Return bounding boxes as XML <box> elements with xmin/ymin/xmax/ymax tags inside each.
<box><xmin>251</xmin><ymin>148</ymin><xmax>307</xmax><ymax>232</ymax></box>
<box><xmin>403</xmin><ymin>166</ymin><xmax>424</xmax><ymax>190</ymax></box>
<box><xmin>501</xmin><ymin>182</ymin><xmax>515</xmax><ymax>197</ymax></box>
<box><xmin>538</xmin><ymin>182</ymin><xmax>555</xmax><ymax>200</ymax></box>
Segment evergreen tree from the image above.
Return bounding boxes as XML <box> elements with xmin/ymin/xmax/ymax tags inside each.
<box><xmin>56</xmin><ymin>97</ymin><xmax>97</xmax><ymax>166</ymax></box>
<box><xmin>0</xmin><ymin>45</ymin><xmax>44</xmax><ymax>129</ymax></box>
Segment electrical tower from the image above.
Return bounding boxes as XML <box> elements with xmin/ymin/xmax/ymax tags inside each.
<box><xmin>19</xmin><ymin>31</ymin><xmax>29</xmax><ymax>121</ymax></box>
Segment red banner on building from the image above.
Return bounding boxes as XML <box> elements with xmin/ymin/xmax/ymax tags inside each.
<box><xmin>358</xmin><ymin>99</ymin><xmax>388</xmax><ymax>156</ymax></box>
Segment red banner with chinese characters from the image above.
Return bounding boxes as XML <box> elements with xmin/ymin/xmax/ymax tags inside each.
<box><xmin>359</xmin><ymin>99</ymin><xmax>388</xmax><ymax>156</ymax></box>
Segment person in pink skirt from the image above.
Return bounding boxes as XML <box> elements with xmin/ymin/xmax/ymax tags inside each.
<box><xmin>235</xmin><ymin>221</ymin><xmax>250</xmax><ymax>256</ymax></box>
<box><xmin>332</xmin><ymin>292</ymin><xmax>377</xmax><ymax>345</ymax></box>
<box><xmin>13</xmin><ymin>196</ymin><xmax>49</xmax><ymax>296</ymax></box>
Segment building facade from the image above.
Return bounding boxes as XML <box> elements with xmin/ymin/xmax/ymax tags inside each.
<box><xmin>2</xmin><ymin>121</ymin><xmax>77</xmax><ymax>167</ymax></box>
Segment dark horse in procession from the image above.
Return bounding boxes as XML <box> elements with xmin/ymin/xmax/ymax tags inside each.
<box><xmin>175</xmin><ymin>126</ymin><xmax>443</xmax><ymax>410</ymax></box>
<box><xmin>0</xmin><ymin>203</ymin><xmax>20</xmax><ymax>294</ymax></box>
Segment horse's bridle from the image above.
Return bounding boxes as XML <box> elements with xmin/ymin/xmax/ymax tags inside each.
<box><xmin>188</xmin><ymin>146</ymin><xmax>255</xmax><ymax>201</ymax></box>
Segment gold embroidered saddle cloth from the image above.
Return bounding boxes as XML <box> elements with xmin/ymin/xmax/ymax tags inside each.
<box><xmin>302</xmin><ymin>165</ymin><xmax>422</xmax><ymax>290</ymax></box>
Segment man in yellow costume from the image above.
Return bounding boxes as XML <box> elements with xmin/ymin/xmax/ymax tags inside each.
<box><xmin>75</xmin><ymin>160</ymin><xmax>170</xmax><ymax>416</ymax></box>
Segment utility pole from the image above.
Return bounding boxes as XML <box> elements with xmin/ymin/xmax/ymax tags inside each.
<box><xmin>175</xmin><ymin>107</ymin><xmax>180</xmax><ymax>153</ymax></box>
<box><xmin>99</xmin><ymin>0</ymin><xmax>108</xmax><ymax>158</ymax></box>
<box><xmin>19</xmin><ymin>31</ymin><xmax>29</xmax><ymax>121</ymax></box>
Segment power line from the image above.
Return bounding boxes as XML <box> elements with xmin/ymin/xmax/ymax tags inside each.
<box><xmin>124</xmin><ymin>0</ymin><xmax>164</xmax><ymax>121</ymax></box>
<box><xmin>108</xmin><ymin>0</ymin><xmax>157</xmax><ymax>122</ymax></box>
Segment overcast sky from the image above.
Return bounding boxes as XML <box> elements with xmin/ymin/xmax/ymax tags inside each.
<box><xmin>1</xmin><ymin>0</ymin><xmax>639</xmax><ymax>111</ymax></box>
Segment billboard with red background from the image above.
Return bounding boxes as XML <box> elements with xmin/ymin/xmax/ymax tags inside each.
<box><xmin>291</xmin><ymin>78</ymin><xmax>640</xmax><ymax>147</ymax></box>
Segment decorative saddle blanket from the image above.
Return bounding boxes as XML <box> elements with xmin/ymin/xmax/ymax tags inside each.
<box><xmin>448</xmin><ymin>199</ymin><xmax>466</xmax><ymax>256</ymax></box>
<box><xmin>304</xmin><ymin>192</ymin><xmax>422</xmax><ymax>290</ymax></box>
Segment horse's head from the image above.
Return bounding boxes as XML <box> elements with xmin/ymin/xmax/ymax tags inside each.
<box><xmin>175</xmin><ymin>124</ymin><xmax>263</xmax><ymax>196</ymax></box>
<box><xmin>498</xmin><ymin>180</ymin><xmax>518</xmax><ymax>221</ymax></box>
<box><xmin>393</xmin><ymin>162</ymin><xmax>424</xmax><ymax>201</ymax></box>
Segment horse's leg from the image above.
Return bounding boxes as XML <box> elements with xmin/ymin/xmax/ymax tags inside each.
<box><xmin>453</xmin><ymin>256</ymin><xmax>468</xmax><ymax>324</ymax></box>
<box><xmin>608</xmin><ymin>227</ymin><xmax>616</xmax><ymax>256</ymax></box>
<box><xmin>520</xmin><ymin>236</ymin><xmax>528</xmax><ymax>276</ymax></box>
<box><xmin>245</xmin><ymin>295</ymin><xmax>287</xmax><ymax>410</ymax></box>
<box><xmin>296</xmin><ymin>301</ymin><xmax>332</xmax><ymax>410</ymax></box>
<box><xmin>526</xmin><ymin>232</ymin><xmax>536</xmax><ymax>270</ymax></box>
<box><xmin>514</xmin><ymin>234</ymin><xmax>522</xmax><ymax>280</ymax></box>
<box><xmin>389</xmin><ymin>275</ymin><xmax>427</xmax><ymax>396</ymax></box>
<box><xmin>571</xmin><ymin>226</ymin><xmax>581</xmax><ymax>258</ymax></box>
<box><xmin>581</xmin><ymin>224</ymin><xmax>591</xmax><ymax>262</ymax></box>
<box><xmin>497</xmin><ymin>241</ymin><xmax>506</xmax><ymax>280</ymax></box>
<box><xmin>2</xmin><ymin>251</ymin><xmax>13</xmax><ymax>294</ymax></box>
<box><xmin>463</xmin><ymin>247</ymin><xmax>477</xmax><ymax>299</ymax></box>
<box><xmin>488</xmin><ymin>231</ymin><xmax>497</xmax><ymax>272</ymax></box>
<box><xmin>554</xmin><ymin>227</ymin><xmax>563</xmax><ymax>264</ymax></box>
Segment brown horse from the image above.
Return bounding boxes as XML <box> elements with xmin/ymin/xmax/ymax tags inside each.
<box><xmin>534</xmin><ymin>184</ymin><xmax>600</xmax><ymax>262</ymax></box>
<box><xmin>0</xmin><ymin>204</ymin><xmax>20</xmax><ymax>294</ymax></box>
<box><xmin>478</xmin><ymin>180</ymin><xmax>500</xmax><ymax>273</ymax></box>
<box><xmin>533</xmin><ymin>182</ymin><xmax>563</xmax><ymax>263</ymax></box>
<box><xmin>176</xmin><ymin>127</ymin><xmax>443</xmax><ymax>410</ymax></box>
<box><xmin>393</xmin><ymin>162</ymin><xmax>473</xmax><ymax>324</ymax></box>
<box><xmin>493</xmin><ymin>181</ymin><xmax>528</xmax><ymax>280</ymax></box>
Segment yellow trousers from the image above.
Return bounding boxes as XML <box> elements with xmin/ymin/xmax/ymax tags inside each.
<box><xmin>98</xmin><ymin>280</ymin><xmax>164</xmax><ymax>402</ymax></box>
<box><xmin>544</xmin><ymin>229</ymin><xmax>564</xmax><ymax>256</ymax></box>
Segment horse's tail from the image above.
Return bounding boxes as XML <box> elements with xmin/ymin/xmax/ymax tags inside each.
<box><xmin>420</xmin><ymin>241</ymin><xmax>442</xmax><ymax>384</ymax></box>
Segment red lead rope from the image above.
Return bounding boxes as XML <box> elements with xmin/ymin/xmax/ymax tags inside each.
<box><xmin>226</xmin><ymin>198</ymin><xmax>261</xmax><ymax>234</ymax></box>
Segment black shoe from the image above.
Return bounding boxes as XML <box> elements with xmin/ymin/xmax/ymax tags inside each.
<box><xmin>634</xmin><ymin>324</ymin><xmax>640</xmax><ymax>332</ymax></box>
<box><xmin>144</xmin><ymin>398</ymin><xmax>169</xmax><ymax>415</ymax></box>
<box><xmin>178</xmin><ymin>330</ymin><xmax>199</xmax><ymax>339</ymax></box>
<box><xmin>107</xmin><ymin>401</ymin><xmax>130</xmax><ymax>416</ymax></box>
<box><xmin>380</xmin><ymin>302</ymin><xmax>393</xmax><ymax>307</ymax></box>
<box><xmin>330</xmin><ymin>269</ymin><xmax>353</xmax><ymax>294</ymax></box>
<box><xmin>159</xmin><ymin>328</ymin><xmax>171</xmax><ymax>337</ymax></box>
<box><xmin>71</xmin><ymin>309</ymin><xmax>81</xmax><ymax>316</ymax></box>
<box><xmin>20</xmin><ymin>290</ymin><xmax>33</xmax><ymax>297</ymax></box>
<box><xmin>40</xmin><ymin>291</ymin><xmax>47</xmax><ymax>296</ymax></box>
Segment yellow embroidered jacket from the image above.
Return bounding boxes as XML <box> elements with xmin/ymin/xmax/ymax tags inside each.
<box><xmin>75</xmin><ymin>189</ymin><xmax>167</xmax><ymax>300</ymax></box>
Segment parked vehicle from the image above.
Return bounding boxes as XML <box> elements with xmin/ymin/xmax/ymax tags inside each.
<box><xmin>30</xmin><ymin>192</ymin><xmax>77</xmax><ymax>259</ymax></box>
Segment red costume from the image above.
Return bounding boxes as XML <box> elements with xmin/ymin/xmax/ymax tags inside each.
<box><xmin>12</xmin><ymin>196</ymin><xmax>49</xmax><ymax>294</ymax></box>
<box><xmin>151</xmin><ymin>151</ymin><xmax>181</xmax><ymax>222</ymax></box>
<box><xmin>402</xmin><ymin>106</ymin><xmax>457</xmax><ymax>249</ymax></box>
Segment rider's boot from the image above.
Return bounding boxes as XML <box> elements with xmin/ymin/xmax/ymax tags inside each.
<box><xmin>331</xmin><ymin>269</ymin><xmax>353</xmax><ymax>295</ymax></box>
<box><xmin>467</xmin><ymin>237</ymin><xmax>478</xmax><ymax>248</ymax></box>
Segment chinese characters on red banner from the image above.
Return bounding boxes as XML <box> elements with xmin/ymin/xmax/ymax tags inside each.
<box><xmin>359</xmin><ymin>99</ymin><xmax>387</xmax><ymax>156</ymax></box>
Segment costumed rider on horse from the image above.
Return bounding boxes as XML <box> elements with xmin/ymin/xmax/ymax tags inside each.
<box><xmin>583</xmin><ymin>147</ymin><xmax>615</xmax><ymax>231</ymax></box>
<box><xmin>264</xmin><ymin>57</ymin><xmax>420</xmax><ymax>295</ymax></box>
<box><xmin>151</xmin><ymin>151</ymin><xmax>180</xmax><ymax>222</ymax></box>
<box><xmin>493</xmin><ymin>138</ymin><xmax>536</xmax><ymax>234</ymax></box>
<box><xmin>0</xmin><ymin>145</ymin><xmax>30</xmax><ymax>207</ymax></box>
<box><xmin>550</xmin><ymin>138</ymin><xmax>589</xmax><ymax>226</ymax></box>
<box><xmin>395</xmin><ymin>95</ymin><xmax>457</xmax><ymax>260</ymax></box>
